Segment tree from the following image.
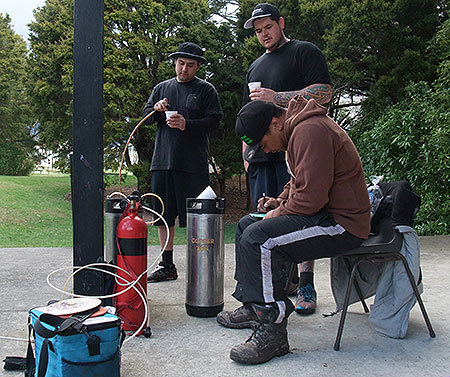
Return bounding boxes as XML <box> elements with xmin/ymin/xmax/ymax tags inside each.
<box><xmin>234</xmin><ymin>1</ymin><xmax>444</xmax><ymax>126</ymax></box>
<box><xmin>291</xmin><ymin>0</ymin><xmax>444</xmax><ymax>128</ymax></box>
<box><xmin>200</xmin><ymin>9</ymin><xmax>246</xmax><ymax>196</ymax></box>
<box><xmin>27</xmin><ymin>0</ymin><xmax>245</xmax><ymax>195</ymax></box>
<box><xmin>0</xmin><ymin>14</ymin><xmax>37</xmax><ymax>175</ymax></box>
<box><xmin>103</xmin><ymin>0</ymin><xmax>244</xmax><ymax>193</ymax></box>
<box><xmin>354</xmin><ymin>19</ymin><xmax>450</xmax><ymax>235</ymax></box>
<box><xmin>27</xmin><ymin>0</ymin><xmax>74</xmax><ymax>172</ymax></box>
<box><xmin>355</xmin><ymin>82</ymin><xmax>450</xmax><ymax>235</ymax></box>
<box><xmin>23</xmin><ymin>0</ymin><xmax>450</xmax><ymax>231</ymax></box>
<box><xmin>430</xmin><ymin>12</ymin><xmax>450</xmax><ymax>89</ymax></box>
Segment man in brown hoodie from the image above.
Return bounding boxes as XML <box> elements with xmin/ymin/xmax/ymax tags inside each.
<box><xmin>216</xmin><ymin>97</ymin><xmax>371</xmax><ymax>364</ymax></box>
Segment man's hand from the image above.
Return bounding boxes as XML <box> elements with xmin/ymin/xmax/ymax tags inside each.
<box><xmin>154</xmin><ymin>98</ymin><xmax>169</xmax><ymax>112</ymax></box>
<box><xmin>263</xmin><ymin>209</ymin><xmax>276</xmax><ymax>219</ymax></box>
<box><xmin>249</xmin><ymin>87</ymin><xmax>277</xmax><ymax>103</ymax></box>
<box><xmin>166</xmin><ymin>113</ymin><xmax>186</xmax><ymax>131</ymax></box>
<box><xmin>257</xmin><ymin>195</ymin><xmax>279</xmax><ymax>213</ymax></box>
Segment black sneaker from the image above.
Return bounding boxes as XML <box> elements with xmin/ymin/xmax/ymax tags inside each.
<box><xmin>147</xmin><ymin>262</ymin><xmax>178</xmax><ymax>282</ymax></box>
<box><xmin>216</xmin><ymin>304</ymin><xmax>258</xmax><ymax>329</ymax></box>
<box><xmin>229</xmin><ymin>322</ymin><xmax>289</xmax><ymax>364</ymax></box>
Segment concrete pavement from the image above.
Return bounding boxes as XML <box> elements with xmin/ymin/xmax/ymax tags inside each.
<box><xmin>1</xmin><ymin>235</ymin><xmax>449</xmax><ymax>376</ymax></box>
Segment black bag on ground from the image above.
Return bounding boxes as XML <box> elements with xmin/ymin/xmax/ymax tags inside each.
<box><xmin>371</xmin><ymin>180</ymin><xmax>421</xmax><ymax>228</ymax></box>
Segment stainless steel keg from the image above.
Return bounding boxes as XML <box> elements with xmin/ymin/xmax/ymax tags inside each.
<box><xmin>104</xmin><ymin>197</ymin><xmax>124</xmax><ymax>264</ymax></box>
<box><xmin>185</xmin><ymin>198</ymin><xmax>225</xmax><ymax>317</ymax></box>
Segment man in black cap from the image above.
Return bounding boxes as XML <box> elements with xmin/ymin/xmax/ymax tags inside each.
<box><xmin>217</xmin><ymin>98</ymin><xmax>370</xmax><ymax>364</ymax></box>
<box><xmin>142</xmin><ymin>42</ymin><xmax>223</xmax><ymax>282</ymax></box>
<box><xmin>242</xmin><ymin>2</ymin><xmax>333</xmax><ymax>315</ymax></box>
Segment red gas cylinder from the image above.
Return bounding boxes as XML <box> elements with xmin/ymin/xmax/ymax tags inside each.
<box><xmin>115</xmin><ymin>192</ymin><xmax>148</xmax><ymax>334</ymax></box>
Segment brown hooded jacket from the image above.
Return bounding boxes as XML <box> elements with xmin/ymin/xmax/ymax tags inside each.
<box><xmin>271</xmin><ymin>96</ymin><xmax>371</xmax><ymax>239</ymax></box>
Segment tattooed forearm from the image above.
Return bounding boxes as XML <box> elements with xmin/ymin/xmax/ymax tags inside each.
<box><xmin>273</xmin><ymin>83</ymin><xmax>333</xmax><ymax>106</ymax></box>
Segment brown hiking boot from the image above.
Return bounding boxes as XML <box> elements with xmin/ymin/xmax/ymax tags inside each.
<box><xmin>229</xmin><ymin>322</ymin><xmax>289</xmax><ymax>364</ymax></box>
<box><xmin>229</xmin><ymin>302</ymin><xmax>293</xmax><ymax>364</ymax></box>
<box><xmin>216</xmin><ymin>304</ymin><xmax>257</xmax><ymax>329</ymax></box>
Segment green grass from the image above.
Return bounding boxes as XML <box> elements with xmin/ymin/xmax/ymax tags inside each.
<box><xmin>0</xmin><ymin>174</ymin><xmax>236</xmax><ymax>248</ymax></box>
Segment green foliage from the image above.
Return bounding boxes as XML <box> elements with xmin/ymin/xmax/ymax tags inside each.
<box><xmin>0</xmin><ymin>143</ymin><xmax>36</xmax><ymax>176</ymax></box>
<box><xmin>354</xmin><ymin>82</ymin><xmax>450</xmax><ymax>235</ymax></box>
<box><xmin>18</xmin><ymin>0</ymin><xmax>450</xmax><ymax>236</ymax></box>
<box><xmin>282</xmin><ymin>0</ymin><xmax>442</xmax><ymax>126</ymax></box>
<box><xmin>241</xmin><ymin>35</ymin><xmax>263</xmax><ymax>71</ymax></box>
<box><xmin>235</xmin><ymin>0</ymin><xmax>444</xmax><ymax>127</ymax></box>
<box><xmin>353</xmin><ymin>17</ymin><xmax>450</xmax><ymax>235</ymax></box>
<box><xmin>430</xmin><ymin>18</ymin><xmax>450</xmax><ymax>89</ymax></box>
<box><xmin>26</xmin><ymin>0</ymin><xmax>246</xmax><ymax>189</ymax></box>
<box><xmin>0</xmin><ymin>14</ymin><xmax>28</xmax><ymax>132</ymax></box>
<box><xmin>27</xmin><ymin>0</ymin><xmax>74</xmax><ymax>172</ymax></box>
<box><xmin>0</xmin><ymin>14</ymin><xmax>37</xmax><ymax>175</ymax></box>
<box><xmin>104</xmin><ymin>171</ymin><xmax>137</xmax><ymax>188</ymax></box>
<box><xmin>417</xmin><ymin>192</ymin><xmax>450</xmax><ymax>236</ymax></box>
<box><xmin>103</xmin><ymin>1</ymin><xmax>246</xmax><ymax>192</ymax></box>
<box><xmin>103</xmin><ymin>0</ymin><xmax>190</xmax><ymax>179</ymax></box>
<box><xmin>203</xmin><ymin>21</ymin><xmax>246</xmax><ymax>194</ymax></box>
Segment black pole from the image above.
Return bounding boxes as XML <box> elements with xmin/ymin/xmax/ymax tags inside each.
<box><xmin>72</xmin><ymin>0</ymin><xmax>104</xmax><ymax>295</ymax></box>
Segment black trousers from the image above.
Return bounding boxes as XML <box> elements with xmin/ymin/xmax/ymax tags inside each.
<box><xmin>232</xmin><ymin>212</ymin><xmax>363</xmax><ymax>320</ymax></box>
<box><xmin>151</xmin><ymin>170</ymin><xmax>209</xmax><ymax>227</ymax></box>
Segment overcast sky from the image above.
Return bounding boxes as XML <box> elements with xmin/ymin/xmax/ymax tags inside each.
<box><xmin>0</xmin><ymin>0</ymin><xmax>46</xmax><ymax>40</ymax></box>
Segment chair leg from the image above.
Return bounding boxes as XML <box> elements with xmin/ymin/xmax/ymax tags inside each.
<box><xmin>344</xmin><ymin>257</ymin><xmax>369</xmax><ymax>313</ymax></box>
<box><xmin>334</xmin><ymin>260</ymin><xmax>363</xmax><ymax>351</ymax></box>
<box><xmin>397</xmin><ymin>254</ymin><xmax>436</xmax><ymax>338</ymax></box>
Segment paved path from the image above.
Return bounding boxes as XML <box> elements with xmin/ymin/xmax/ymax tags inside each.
<box><xmin>1</xmin><ymin>236</ymin><xmax>449</xmax><ymax>376</ymax></box>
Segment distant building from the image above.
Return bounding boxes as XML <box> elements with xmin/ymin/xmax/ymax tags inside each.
<box><xmin>34</xmin><ymin>146</ymin><xmax>57</xmax><ymax>172</ymax></box>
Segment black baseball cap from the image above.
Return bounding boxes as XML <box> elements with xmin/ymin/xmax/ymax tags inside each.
<box><xmin>235</xmin><ymin>101</ymin><xmax>276</xmax><ymax>147</ymax></box>
<box><xmin>244</xmin><ymin>3</ymin><xmax>281</xmax><ymax>29</ymax></box>
<box><xmin>169</xmin><ymin>42</ymin><xmax>207</xmax><ymax>64</ymax></box>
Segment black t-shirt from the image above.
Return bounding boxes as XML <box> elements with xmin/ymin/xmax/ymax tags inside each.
<box><xmin>143</xmin><ymin>77</ymin><xmax>223</xmax><ymax>174</ymax></box>
<box><xmin>243</xmin><ymin>40</ymin><xmax>331</xmax><ymax>163</ymax></box>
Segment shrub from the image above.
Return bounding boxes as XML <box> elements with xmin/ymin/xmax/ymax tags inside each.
<box><xmin>0</xmin><ymin>142</ymin><xmax>37</xmax><ymax>176</ymax></box>
<box><xmin>353</xmin><ymin>83</ymin><xmax>450</xmax><ymax>235</ymax></box>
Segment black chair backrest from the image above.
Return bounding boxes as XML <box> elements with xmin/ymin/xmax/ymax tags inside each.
<box><xmin>350</xmin><ymin>216</ymin><xmax>403</xmax><ymax>254</ymax></box>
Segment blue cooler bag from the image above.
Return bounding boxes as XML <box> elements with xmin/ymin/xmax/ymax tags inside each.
<box><xmin>27</xmin><ymin>300</ymin><xmax>124</xmax><ymax>377</ymax></box>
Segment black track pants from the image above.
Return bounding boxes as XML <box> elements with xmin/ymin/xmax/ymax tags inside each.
<box><xmin>232</xmin><ymin>212</ymin><xmax>363</xmax><ymax>319</ymax></box>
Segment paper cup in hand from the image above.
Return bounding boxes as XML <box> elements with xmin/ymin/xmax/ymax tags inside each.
<box><xmin>248</xmin><ymin>82</ymin><xmax>262</xmax><ymax>92</ymax></box>
<box><xmin>196</xmin><ymin>185</ymin><xmax>217</xmax><ymax>199</ymax></box>
<box><xmin>165</xmin><ymin>110</ymin><xmax>178</xmax><ymax>119</ymax></box>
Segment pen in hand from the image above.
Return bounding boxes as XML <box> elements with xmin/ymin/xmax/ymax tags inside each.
<box><xmin>258</xmin><ymin>192</ymin><xmax>277</xmax><ymax>212</ymax></box>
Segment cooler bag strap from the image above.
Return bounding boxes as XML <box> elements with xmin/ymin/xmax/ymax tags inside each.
<box><xmin>33</xmin><ymin>315</ymin><xmax>61</xmax><ymax>338</ymax></box>
<box><xmin>37</xmin><ymin>339</ymin><xmax>50</xmax><ymax>377</ymax></box>
<box><xmin>120</xmin><ymin>327</ymin><xmax>127</xmax><ymax>347</ymax></box>
<box><xmin>25</xmin><ymin>321</ymin><xmax>36</xmax><ymax>377</ymax></box>
<box><xmin>25</xmin><ymin>319</ymin><xmax>51</xmax><ymax>377</ymax></box>
<box><xmin>34</xmin><ymin>309</ymin><xmax>99</xmax><ymax>338</ymax></box>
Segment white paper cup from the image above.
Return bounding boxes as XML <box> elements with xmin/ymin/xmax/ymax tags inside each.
<box><xmin>248</xmin><ymin>82</ymin><xmax>262</xmax><ymax>92</ymax></box>
<box><xmin>165</xmin><ymin>110</ymin><xmax>178</xmax><ymax>119</ymax></box>
<box><xmin>196</xmin><ymin>185</ymin><xmax>217</xmax><ymax>200</ymax></box>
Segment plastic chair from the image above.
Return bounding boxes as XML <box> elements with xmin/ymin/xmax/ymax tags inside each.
<box><xmin>333</xmin><ymin>216</ymin><xmax>436</xmax><ymax>350</ymax></box>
